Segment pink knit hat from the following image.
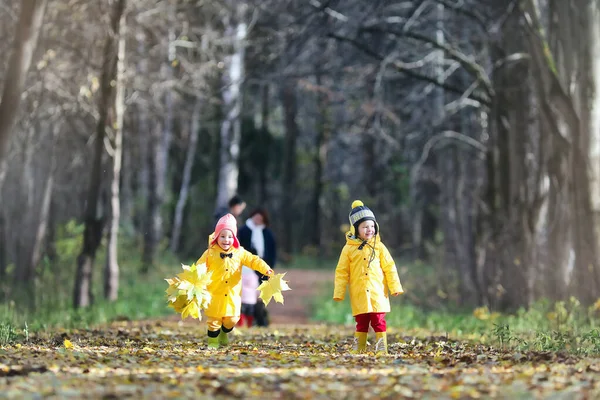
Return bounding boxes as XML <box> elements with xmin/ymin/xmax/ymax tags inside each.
<box><xmin>211</xmin><ymin>213</ymin><xmax>240</xmax><ymax>248</ymax></box>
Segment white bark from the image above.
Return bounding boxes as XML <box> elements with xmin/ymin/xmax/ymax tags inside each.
<box><xmin>215</xmin><ymin>14</ymin><xmax>247</xmax><ymax>211</ymax></box>
<box><xmin>587</xmin><ymin>0</ymin><xmax>600</xmax><ymax>216</ymax></box>
<box><xmin>104</xmin><ymin>11</ymin><xmax>126</xmax><ymax>301</ymax></box>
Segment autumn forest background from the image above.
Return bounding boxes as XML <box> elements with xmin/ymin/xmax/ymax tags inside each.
<box><xmin>2</xmin><ymin>0</ymin><xmax>600</xmax><ymax>351</ymax></box>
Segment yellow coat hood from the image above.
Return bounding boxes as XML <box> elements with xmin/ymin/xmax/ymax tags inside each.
<box><xmin>333</xmin><ymin>232</ymin><xmax>404</xmax><ymax>316</ymax></box>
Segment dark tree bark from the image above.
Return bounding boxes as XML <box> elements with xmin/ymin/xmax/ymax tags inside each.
<box><xmin>280</xmin><ymin>80</ymin><xmax>299</xmax><ymax>254</ymax></box>
<box><xmin>0</xmin><ymin>0</ymin><xmax>48</xmax><ymax>167</ymax></box>
<box><xmin>311</xmin><ymin>65</ymin><xmax>329</xmax><ymax>249</ymax></box>
<box><xmin>74</xmin><ymin>0</ymin><xmax>126</xmax><ymax>308</ymax></box>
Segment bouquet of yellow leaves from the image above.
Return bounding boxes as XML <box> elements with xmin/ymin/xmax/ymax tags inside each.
<box><xmin>257</xmin><ymin>272</ymin><xmax>291</xmax><ymax>306</ymax></box>
<box><xmin>165</xmin><ymin>262</ymin><xmax>213</xmax><ymax>320</ymax></box>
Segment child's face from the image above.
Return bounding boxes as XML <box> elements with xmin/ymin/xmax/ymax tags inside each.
<box><xmin>357</xmin><ymin>220</ymin><xmax>376</xmax><ymax>241</ymax></box>
<box><xmin>217</xmin><ymin>229</ymin><xmax>235</xmax><ymax>251</ymax></box>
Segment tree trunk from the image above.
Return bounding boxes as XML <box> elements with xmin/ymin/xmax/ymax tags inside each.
<box><xmin>142</xmin><ymin>14</ymin><xmax>175</xmax><ymax>270</ymax></box>
<box><xmin>170</xmin><ymin>98</ymin><xmax>201</xmax><ymax>253</ymax></box>
<box><xmin>215</xmin><ymin>12</ymin><xmax>247</xmax><ymax>212</ymax></box>
<box><xmin>74</xmin><ymin>0</ymin><xmax>126</xmax><ymax>308</ymax></box>
<box><xmin>311</xmin><ymin>66</ymin><xmax>329</xmax><ymax>249</ymax></box>
<box><xmin>104</xmin><ymin>12</ymin><xmax>126</xmax><ymax>301</ymax></box>
<box><xmin>142</xmin><ymin>122</ymin><xmax>162</xmax><ymax>272</ymax></box>
<box><xmin>0</xmin><ymin>0</ymin><xmax>47</xmax><ymax>165</ymax></box>
<box><xmin>29</xmin><ymin>124</ymin><xmax>58</xmax><ymax>277</ymax></box>
<box><xmin>258</xmin><ymin>83</ymin><xmax>269</xmax><ymax>205</ymax></box>
<box><xmin>280</xmin><ymin>80</ymin><xmax>299</xmax><ymax>254</ymax></box>
<box><xmin>0</xmin><ymin>212</ymin><xmax>7</xmax><ymax>282</ymax></box>
<box><xmin>135</xmin><ymin>33</ymin><xmax>150</xmax><ymax>234</ymax></box>
<box><xmin>14</xmin><ymin>124</ymin><xmax>37</xmax><ymax>291</ymax></box>
<box><xmin>521</xmin><ymin>0</ymin><xmax>600</xmax><ymax>304</ymax></box>
<box><xmin>587</xmin><ymin>0</ymin><xmax>600</xmax><ymax>231</ymax></box>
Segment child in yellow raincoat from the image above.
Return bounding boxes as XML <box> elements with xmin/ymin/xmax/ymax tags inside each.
<box><xmin>333</xmin><ymin>200</ymin><xmax>404</xmax><ymax>354</ymax></box>
<box><xmin>196</xmin><ymin>213</ymin><xmax>273</xmax><ymax>349</ymax></box>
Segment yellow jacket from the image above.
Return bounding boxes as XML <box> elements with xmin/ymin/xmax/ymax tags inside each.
<box><xmin>333</xmin><ymin>233</ymin><xmax>404</xmax><ymax>316</ymax></box>
<box><xmin>196</xmin><ymin>243</ymin><xmax>271</xmax><ymax>318</ymax></box>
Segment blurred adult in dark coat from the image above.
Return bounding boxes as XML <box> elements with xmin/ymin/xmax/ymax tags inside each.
<box><xmin>237</xmin><ymin>207</ymin><xmax>277</xmax><ymax>327</ymax></box>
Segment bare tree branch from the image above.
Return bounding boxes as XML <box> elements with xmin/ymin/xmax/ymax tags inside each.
<box><xmin>328</xmin><ymin>32</ymin><xmax>492</xmax><ymax>107</ymax></box>
<box><xmin>361</xmin><ymin>26</ymin><xmax>495</xmax><ymax>100</ymax></box>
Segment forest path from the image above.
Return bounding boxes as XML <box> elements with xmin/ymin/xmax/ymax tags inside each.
<box><xmin>0</xmin><ymin>319</ymin><xmax>596</xmax><ymax>399</ymax></box>
<box><xmin>266</xmin><ymin>268</ymin><xmax>332</xmax><ymax>325</ymax></box>
<box><xmin>1</xmin><ymin>269</ymin><xmax>598</xmax><ymax>398</ymax></box>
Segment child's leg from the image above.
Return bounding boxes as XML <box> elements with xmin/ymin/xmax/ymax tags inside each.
<box><xmin>206</xmin><ymin>317</ymin><xmax>222</xmax><ymax>349</ymax></box>
<box><xmin>218</xmin><ymin>316</ymin><xmax>240</xmax><ymax>346</ymax></box>
<box><xmin>246</xmin><ymin>304</ymin><xmax>255</xmax><ymax>327</ymax></box>
<box><xmin>355</xmin><ymin>313</ymin><xmax>370</xmax><ymax>333</ymax></box>
<box><xmin>370</xmin><ymin>313</ymin><xmax>387</xmax><ymax>332</ymax></box>
<box><xmin>352</xmin><ymin>314</ymin><xmax>370</xmax><ymax>353</ymax></box>
<box><xmin>237</xmin><ymin>314</ymin><xmax>245</xmax><ymax>327</ymax></box>
<box><xmin>222</xmin><ymin>316</ymin><xmax>240</xmax><ymax>331</ymax></box>
<box><xmin>370</xmin><ymin>313</ymin><xmax>388</xmax><ymax>354</ymax></box>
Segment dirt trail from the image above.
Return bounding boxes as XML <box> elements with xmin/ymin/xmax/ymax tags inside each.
<box><xmin>266</xmin><ymin>269</ymin><xmax>332</xmax><ymax>325</ymax></box>
<box><xmin>2</xmin><ymin>319</ymin><xmax>598</xmax><ymax>399</ymax></box>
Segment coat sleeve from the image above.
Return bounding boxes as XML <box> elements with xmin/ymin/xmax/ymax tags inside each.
<box><xmin>333</xmin><ymin>245</ymin><xmax>351</xmax><ymax>300</ymax></box>
<box><xmin>240</xmin><ymin>249</ymin><xmax>271</xmax><ymax>276</ymax></box>
<box><xmin>238</xmin><ymin>225</ymin><xmax>253</xmax><ymax>252</ymax></box>
<box><xmin>379</xmin><ymin>242</ymin><xmax>404</xmax><ymax>295</ymax></box>
<box><xmin>263</xmin><ymin>229</ymin><xmax>277</xmax><ymax>268</ymax></box>
<box><xmin>195</xmin><ymin>249</ymin><xmax>210</xmax><ymax>269</ymax></box>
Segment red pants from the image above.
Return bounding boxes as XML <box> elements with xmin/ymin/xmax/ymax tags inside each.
<box><xmin>237</xmin><ymin>314</ymin><xmax>254</xmax><ymax>327</ymax></box>
<box><xmin>355</xmin><ymin>312</ymin><xmax>387</xmax><ymax>332</ymax></box>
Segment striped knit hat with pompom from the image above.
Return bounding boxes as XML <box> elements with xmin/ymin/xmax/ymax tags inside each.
<box><xmin>348</xmin><ymin>200</ymin><xmax>378</xmax><ymax>237</ymax></box>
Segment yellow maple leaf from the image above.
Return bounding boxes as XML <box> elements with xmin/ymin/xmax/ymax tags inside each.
<box><xmin>257</xmin><ymin>273</ymin><xmax>291</xmax><ymax>306</ymax></box>
<box><xmin>165</xmin><ymin>262</ymin><xmax>212</xmax><ymax>320</ymax></box>
<box><xmin>181</xmin><ymin>301</ymin><xmax>200</xmax><ymax>320</ymax></box>
<box><xmin>63</xmin><ymin>339</ymin><xmax>74</xmax><ymax>349</ymax></box>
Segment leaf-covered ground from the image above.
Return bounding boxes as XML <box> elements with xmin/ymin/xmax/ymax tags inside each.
<box><xmin>2</xmin><ymin>270</ymin><xmax>599</xmax><ymax>399</ymax></box>
<box><xmin>1</xmin><ymin>320</ymin><xmax>600</xmax><ymax>399</ymax></box>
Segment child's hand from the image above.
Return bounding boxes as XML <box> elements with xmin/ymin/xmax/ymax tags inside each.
<box><xmin>392</xmin><ymin>292</ymin><xmax>401</xmax><ymax>297</ymax></box>
<box><xmin>265</xmin><ymin>268</ymin><xmax>274</xmax><ymax>277</ymax></box>
<box><xmin>333</xmin><ymin>297</ymin><xmax>343</xmax><ymax>302</ymax></box>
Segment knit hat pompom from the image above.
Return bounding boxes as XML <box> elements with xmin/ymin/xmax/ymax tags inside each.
<box><xmin>348</xmin><ymin>200</ymin><xmax>377</xmax><ymax>237</ymax></box>
<box><xmin>351</xmin><ymin>200</ymin><xmax>364</xmax><ymax>209</ymax></box>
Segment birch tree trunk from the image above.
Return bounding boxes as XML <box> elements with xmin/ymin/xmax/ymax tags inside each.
<box><xmin>215</xmin><ymin>7</ymin><xmax>247</xmax><ymax>212</ymax></box>
<box><xmin>170</xmin><ymin>98</ymin><xmax>201</xmax><ymax>253</ymax></box>
<box><xmin>104</xmin><ymin>12</ymin><xmax>126</xmax><ymax>301</ymax></box>
<box><xmin>0</xmin><ymin>0</ymin><xmax>47</xmax><ymax>167</ymax></box>
<box><xmin>74</xmin><ymin>0</ymin><xmax>126</xmax><ymax>308</ymax></box>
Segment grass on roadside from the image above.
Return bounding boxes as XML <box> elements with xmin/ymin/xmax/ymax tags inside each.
<box><xmin>310</xmin><ymin>259</ymin><xmax>600</xmax><ymax>356</ymax></box>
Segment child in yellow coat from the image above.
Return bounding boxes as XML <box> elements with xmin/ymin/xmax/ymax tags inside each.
<box><xmin>196</xmin><ymin>213</ymin><xmax>273</xmax><ymax>349</ymax></box>
<box><xmin>333</xmin><ymin>200</ymin><xmax>404</xmax><ymax>354</ymax></box>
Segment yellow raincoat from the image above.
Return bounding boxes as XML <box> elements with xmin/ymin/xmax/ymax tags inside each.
<box><xmin>196</xmin><ymin>242</ymin><xmax>271</xmax><ymax>319</ymax></box>
<box><xmin>333</xmin><ymin>233</ymin><xmax>404</xmax><ymax>316</ymax></box>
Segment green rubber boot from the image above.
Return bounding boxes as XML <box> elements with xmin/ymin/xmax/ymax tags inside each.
<box><xmin>218</xmin><ymin>330</ymin><xmax>229</xmax><ymax>346</ymax></box>
<box><xmin>207</xmin><ymin>336</ymin><xmax>219</xmax><ymax>350</ymax></box>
